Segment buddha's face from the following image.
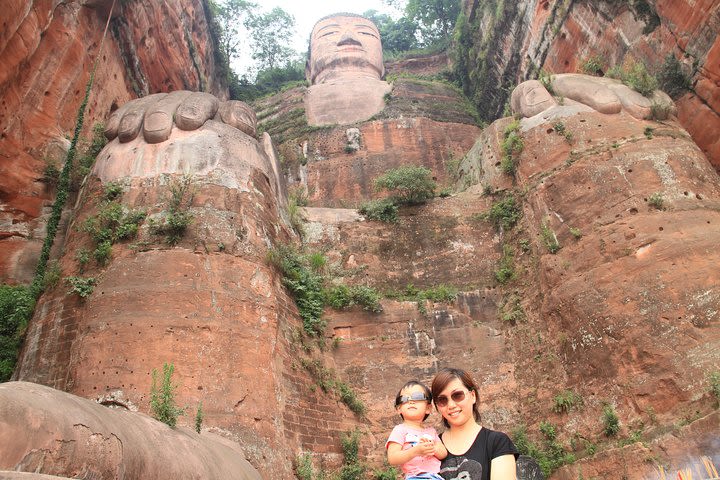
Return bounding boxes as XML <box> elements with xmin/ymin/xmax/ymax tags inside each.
<box><xmin>307</xmin><ymin>15</ymin><xmax>384</xmax><ymax>85</ymax></box>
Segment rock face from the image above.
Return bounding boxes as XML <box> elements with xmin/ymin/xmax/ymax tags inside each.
<box><xmin>257</xmin><ymin>76</ymin><xmax>481</xmax><ymax>207</ymax></box>
<box><xmin>294</xmin><ymin>78</ymin><xmax>720</xmax><ymax>474</ymax></box>
<box><xmin>0</xmin><ymin>0</ymin><xmax>227</xmax><ymax>284</ymax></box>
<box><xmin>11</xmin><ymin>93</ymin><xmax>366</xmax><ymax>479</ymax></box>
<box><xmin>456</xmin><ymin>0</ymin><xmax>720</xmax><ymax>170</ymax></box>
<box><xmin>0</xmin><ymin>381</ymin><xmax>261</xmax><ymax>479</ymax></box>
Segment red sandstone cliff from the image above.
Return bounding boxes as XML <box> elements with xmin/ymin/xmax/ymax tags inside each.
<box><xmin>458</xmin><ymin>0</ymin><xmax>720</xmax><ymax>171</ymax></box>
<box><xmin>0</xmin><ymin>0</ymin><xmax>227</xmax><ymax>284</ymax></box>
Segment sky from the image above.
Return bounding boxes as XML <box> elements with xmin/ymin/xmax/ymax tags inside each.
<box><xmin>230</xmin><ymin>0</ymin><xmax>403</xmax><ymax>77</ymax></box>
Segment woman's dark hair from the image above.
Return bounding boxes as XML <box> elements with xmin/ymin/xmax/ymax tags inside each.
<box><xmin>431</xmin><ymin>368</ymin><xmax>481</xmax><ymax>428</ymax></box>
<box><xmin>395</xmin><ymin>380</ymin><xmax>432</xmax><ymax>421</ymax></box>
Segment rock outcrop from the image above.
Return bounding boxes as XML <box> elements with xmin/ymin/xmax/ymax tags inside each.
<box><xmin>456</xmin><ymin>0</ymin><xmax>720</xmax><ymax>170</ymax></box>
<box><xmin>298</xmin><ymin>77</ymin><xmax>720</xmax><ymax>474</ymax></box>
<box><xmin>11</xmin><ymin>93</ymin><xmax>365</xmax><ymax>479</ymax></box>
<box><xmin>0</xmin><ymin>0</ymin><xmax>227</xmax><ymax>283</ymax></box>
<box><xmin>0</xmin><ymin>381</ymin><xmax>260</xmax><ymax>479</ymax></box>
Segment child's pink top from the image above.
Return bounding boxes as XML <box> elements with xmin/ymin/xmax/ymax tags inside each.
<box><xmin>385</xmin><ymin>424</ymin><xmax>441</xmax><ymax>477</ymax></box>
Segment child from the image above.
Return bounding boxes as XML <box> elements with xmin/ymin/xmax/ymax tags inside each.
<box><xmin>386</xmin><ymin>380</ymin><xmax>448</xmax><ymax>480</ymax></box>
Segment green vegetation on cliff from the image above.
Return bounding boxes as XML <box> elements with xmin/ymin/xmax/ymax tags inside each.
<box><xmin>0</xmin><ymin>286</ymin><xmax>35</xmax><ymax>381</ymax></box>
<box><xmin>374</xmin><ymin>165</ymin><xmax>437</xmax><ymax>205</ymax></box>
<box><xmin>150</xmin><ymin>362</ymin><xmax>186</xmax><ymax>428</ymax></box>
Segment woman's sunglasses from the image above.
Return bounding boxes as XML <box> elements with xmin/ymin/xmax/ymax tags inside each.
<box><xmin>434</xmin><ymin>390</ymin><xmax>467</xmax><ymax>408</ymax></box>
<box><xmin>395</xmin><ymin>391</ymin><xmax>430</xmax><ymax>406</ymax></box>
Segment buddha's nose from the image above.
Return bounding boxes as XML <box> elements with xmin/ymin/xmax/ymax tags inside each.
<box><xmin>337</xmin><ymin>31</ymin><xmax>362</xmax><ymax>47</ymax></box>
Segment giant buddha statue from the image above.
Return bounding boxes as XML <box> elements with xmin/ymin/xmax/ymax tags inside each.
<box><xmin>304</xmin><ymin>13</ymin><xmax>391</xmax><ymax>126</ymax></box>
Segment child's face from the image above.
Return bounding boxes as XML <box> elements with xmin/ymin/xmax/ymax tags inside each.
<box><xmin>396</xmin><ymin>384</ymin><xmax>432</xmax><ymax>422</ymax></box>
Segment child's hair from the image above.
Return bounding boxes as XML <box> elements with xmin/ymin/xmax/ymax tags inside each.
<box><xmin>395</xmin><ymin>380</ymin><xmax>432</xmax><ymax>421</ymax></box>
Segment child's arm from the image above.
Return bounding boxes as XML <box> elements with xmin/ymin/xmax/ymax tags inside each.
<box><xmin>387</xmin><ymin>441</ymin><xmax>436</xmax><ymax>466</ymax></box>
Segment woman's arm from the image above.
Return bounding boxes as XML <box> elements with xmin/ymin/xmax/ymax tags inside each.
<box><xmin>490</xmin><ymin>454</ymin><xmax>516</xmax><ymax>480</ymax></box>
<box><xmin>433</xmin><ymin>439</ymin><xmax>448</xmax><ymax>460</ymax></box>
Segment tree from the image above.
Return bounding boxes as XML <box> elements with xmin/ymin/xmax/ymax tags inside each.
<box><xmin>208</xmin><ymin>0</ymin><xmax>257</xmax><ymax>63</ymax></box>
<box><xmin>363</xmin><ymin>10</ymin><xmax>419</xmax><ymax>54</ymax></box>
<box><xmin>246</xmin><ymin>7</ymin><xmax>298</xmax><ymax>71</ymax></box>
<box><xmin>405</xmin><ymin>0</ymin><xmax>460</xmax><ymax>45</ymax></box>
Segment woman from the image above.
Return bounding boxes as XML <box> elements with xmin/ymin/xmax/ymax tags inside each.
<box><xmin>431</xmin><ymin>368</ymin><xmax>518</xmax><ymax>480</ymax></box>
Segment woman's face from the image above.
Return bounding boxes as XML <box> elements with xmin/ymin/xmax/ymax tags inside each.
<box><xmin>436</xmin><ymin>378</ymin><xmax>477</xmax><ymax>428</ymax></box>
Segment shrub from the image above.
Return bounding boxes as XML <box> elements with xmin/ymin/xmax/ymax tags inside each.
<box><xmin>607</xmin><ymin>58</ymin><xmax>658</xmax><ymax>97</ymax></box>
<box><xmin>93</xmin><ymin>240</ymin><xmax>113</xmax><ymax>266</ymax></box>
<box><xmin>0</xmin><ymin>284</ymin><xmax>35</xmax><ymax>381</ymax></box>
<box><xmin>501</xmin><ymin>120</ymin><xmax>524</xmax><ymax>175</ymax></box>
<box><xmin>324</xmin><ymin>285</ymin><xmax>382</xmax><ymax>313</ymax></box>
<box><xmin>539</xmin><ymin>421</ymin><xmax>557</xmax><ymax>440</ymax></box>
<box><xmin>339</xmin><ymin>429</ymin><xmax>365</xmax><ymax>480</ymax></box>
<box><xmin>374</xmin><ymin>166</ymin><xmax>436</xmax><ymax>205</ymax></box>
<box><xmin>83</xmin><ymin>201</ymin><xmax>146</xmax><ymax>260</ymax></box>
<box><xmin>709</xmin><ymin>370</ymin><xmax>720</xmax><ymax>407</ymax></box>
<box><xmin>644</xmin><ymin>127</ymin><xmax>654</xmax><ymax>139</ymax></box>
<box><xmin>650</xmin><ymin>101</ymin><xmax>672</xmax><ymax>120</ymax></box>
<box><xmin>512</xmin><ymin>424</ymin><xmax>575</xmax><ymax>477</ymax></box>
<box><xmin>337</xmin><ymin>381</ymin><xmax>366</xmax><ymax>415</ymax></box>
<box><xmin>194</xmin><ymin>401</ymin><xmax>203</xmax><ymax>434</ymax></box>
<box><xmin>438</xmin><ymin>187</ymin><xmax>452</xmax><ymax>197</ymax></box>
<box><xmin>648</xmin><ymin>192</ymin><xmax>665</xmax><ymax>210</ymax></box>
<box><xmin>103</xmin><ymin>181</ymin><xmax>124</xmax><ymax>201</ymax></box>
<box><xmin>296</xmin><ymin>453</ymin><xmax>315</xmax><ymax>480</ymax></box>
<box><xmin>349</xmin><ymin>285</ymin><xmax>382</xmax><ymax>313</ymax></box>
<box><xmin>42</xmin><ymin>162</ymin><xmax>61</xmax><ymax>185</ymax></box>
<box><xmin>541</xmin><ymin>221</ymin><xmax>561</xmax><ymax>253</ymax></box>
<box><xmin>579</xmin><ymin>55</ymin><xmax>605</xmax><ymax>76</ymax></box>
<box><xmin>43</xmin><ymin>261</ymin><xmax>62</xmax><ymax>289</ymax></box>
<box><xmin>384</xmin><ymin>284</ymin><xmax>458</xmax><ymax>305</ymax></box>
<box><xmin>150</xmin><ymin>362</ymin><xmax>185</xmax><ymax>428</ymax></box>
<box><xmin>66</xmin><ymin>276</ymin><xmax>96</xmax><ymax>298</ymax></box>
<box><xmin>420</xmin><ymin>284</ymin><xmax>458</xmax><ymax>303</ymax></box>
<box><xmin>552</xmin><ymin>121</ymin><xmax>573</xmax><ymax>143</ymax></box>
<box><xmin>324</xmin><ymin>284</ymin><xmax>352</xmax><ymax>309</ymax></box>
<box><xmin>602</xmin><ymin>404</ymin><xmax>620</xmax><ymax>436</ymax></box>
<box><xmin>553</xmin><ymin>390</ymin><xmax>582</xmax><ymax>413</ymax></box>
<box><xmin>495</xmin><ymin>244</ymin><xmax>516</xmax><ymax>284</ymax></box>
<box><xmin>487</xmin><ymin>194</ymin><xmax>522</xmax><ymax>231</ymax></box>
<box><xmin>657</xmin><ymin>54</ymin><xmax>691</xmax><ymax>99</ymax></box>
<box><xmin>500</xmin><ymin>294</ymin><xmax>525</xmax><ymax>323</ymax></box>
<box><xmin>359</xmin><ymin>199</ymin><xmax>398</xmax><ymax>223</ymax></box>
<box><xmin>150</xmin><ymin>176</ymin><xmax>194</xmax><ymax>245</ymax></box>
<box><xmin>268</xmin><ymin>245</ymin><xmax>326</xmax><ymax>336</ymax></box>
<box><xmin>538</xmin><ymin>69</ymin><xmax>554</xmax><ymax>94</ymax></box>
<box><xmin>76</xmin><ymin>248</ymin><xmax>90</xmax><ymax>271</ymax></box>
<box><xmin>569</xmin><ymin>227</ymin><xmax>582</xmax><ymax>239</ymax></box>
<box><xmin>373</xmin><ymin>465</ymin><xmax>400</xmax><ymax>480</ymax></box>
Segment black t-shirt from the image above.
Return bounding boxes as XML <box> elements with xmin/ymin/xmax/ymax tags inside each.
<box><xmin>438</xmin><ymin>427</ymin><xmax>519</xmax><ymax>480</ymax></box>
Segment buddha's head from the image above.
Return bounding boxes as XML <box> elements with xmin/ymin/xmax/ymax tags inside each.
<box><xmin>306</xmin><ymin>13</ymin><xmax>384</xmax><ymax>85</ymax></box>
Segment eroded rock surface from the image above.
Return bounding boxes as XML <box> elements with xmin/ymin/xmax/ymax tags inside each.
<box><xmin>0</xmin><ymin>0</ymin><xmax>226</xmax><ymax>283</ymax></box>
<box><xmin>457</xmin><ymin>0</ymin><xmax>720</xmax><ymax>170</ymax></box>
<box><xmin>11</xmin><ymin>92</ymin><xmax>363</xmax><ymax>479</ymax></box>
<box><xmin>0</xmin><ymin>381</ymin><xmax>260</xmax><ymax>480</ymax></box>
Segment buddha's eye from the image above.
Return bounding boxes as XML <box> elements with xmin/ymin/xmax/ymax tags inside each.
<box><xmin>358</xmin><ymin>31</ymin><xmax>377</xmax><ymax>38</ymax></box>
<box><xmin>321</xmin><ymin>31</ymin><xmax>338</xmax><ymax>38</ymax></box>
